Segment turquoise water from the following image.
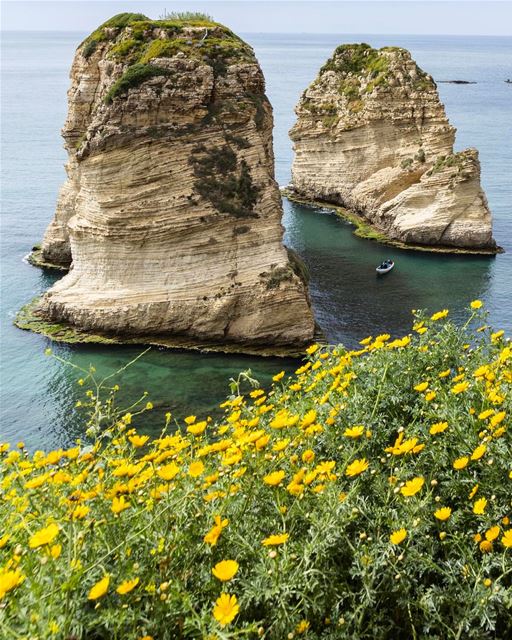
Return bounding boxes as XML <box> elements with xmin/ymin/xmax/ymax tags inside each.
<box><xmin>1</xmin><ymin>32</ymin><xmax>511</xmax><ymax>449</ymax></box>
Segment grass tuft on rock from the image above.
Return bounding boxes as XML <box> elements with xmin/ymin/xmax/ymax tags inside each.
<box><xmin>159</xmin><ymin>11</ymin><xmax>214</xmax><ymax>22</ymax></box>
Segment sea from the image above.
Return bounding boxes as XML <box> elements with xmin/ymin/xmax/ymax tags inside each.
<box><xmin>1</xmin><ymin>31</ymin><xmax>511</xmax><ymax>450</ymax></box>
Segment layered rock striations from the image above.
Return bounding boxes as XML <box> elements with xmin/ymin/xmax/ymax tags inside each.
<box><xmin>290</xmin><ymin>44</ymin><xmax>496</xmax><ymax>251</ymax></box>
<box><xmin>36</xmin><ymin>13</ymin><xmax>314</xmax><ymax>348</ymax></box>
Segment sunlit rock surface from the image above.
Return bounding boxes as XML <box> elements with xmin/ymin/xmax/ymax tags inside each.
<box><xmin>38</xmin><ymin>13</ymin><xmax>314</xmax><ymax>348</ymax></box>
<box><xmin>290</xmin><ymin>44</ymin><xmax>496</xmax><ymax>251</ymax></box>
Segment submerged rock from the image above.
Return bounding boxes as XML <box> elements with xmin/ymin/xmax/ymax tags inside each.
<box><xmin>37</xmin><ymin>13</ymin><xmax>314</xmax><ymax>348</ymax></box>
<box><xmin>290</xmin><ymin>44</ymin><xmax>496</xmax><ymax>252</ymax></box>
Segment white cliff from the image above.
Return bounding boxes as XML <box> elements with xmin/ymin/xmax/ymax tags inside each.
<box><xmin>34</xmin><ymin>13</ymin><xmax>314</xmax><ymax>349</ymax></box>
<box><xmin>290</xmin><ymin>44</ymin><xmax>496</xmax><ymax>251</ymax></box>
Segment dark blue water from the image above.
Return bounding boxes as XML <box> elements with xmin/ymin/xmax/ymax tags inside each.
<box><xmin>1</xmin><ymin>32</ymin><xmax>511</xmax><ymax>449</ymax></box>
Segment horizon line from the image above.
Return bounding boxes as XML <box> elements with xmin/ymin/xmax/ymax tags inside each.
<box><xmin>2</xmin><ymin>29</ymin><xmax>512</xmax><ymax>37</ymax></box>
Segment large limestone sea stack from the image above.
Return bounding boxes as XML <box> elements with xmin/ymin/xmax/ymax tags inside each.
<box><xmin>32</xmin><ymin>13</ymin><xmax>314</xmax><ymax>350</ymax></box>
<box><xmin>290</xmin><ymin>44</ymin><xmax>496</xmax><ymax>251</ymax></box>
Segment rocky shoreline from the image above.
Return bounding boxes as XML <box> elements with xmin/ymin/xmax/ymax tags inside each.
<box><xmin>27</xmin><ymin>246</ymin><xmax>68</xmax><ymax>271</ymax></box>
<box><xmin>15</xmin><ymin>297</ymin><xmax>322</xmax><ymax>358</ymax></box>
<box><xmin>283</xmin><ymin>188</ymin><xmax>502</xmax><ymax>255</ymax></box>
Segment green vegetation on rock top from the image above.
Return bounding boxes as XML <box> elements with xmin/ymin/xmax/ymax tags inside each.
<box><xmin>101</xmin><ymin>12</ymin><xmax>150</xmax><ymax>28</ymax></box>
<box><xmin>321</xmin><ymin>43</ymin><xmax>390</xmax><ymax>76</ymax></box>
<box><xmin>79</xmin><ymin>12</ymin><xmax>256</xmax><ymax>102</ymax></box>
<box><xmin>81</xmin><ymin>11</ymin><xmax>253</xmax><ymax>66</ymax></box>
<box><xmin>81</xmin><ymin>11</ymin><xmax>219</xmax><ymax>50</ymax></box>
<box><xmin>81</xmin><ymin>13</ymin><xmax>149</xmax><ymax>57</ymax></box>
<box><xmin>316</xmin><ymin>42</ymin><xmax>434</xmax><ymax>101</ymax></box>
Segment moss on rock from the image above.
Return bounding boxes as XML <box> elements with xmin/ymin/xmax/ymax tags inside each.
<box><xmin>81</xmin><ymin>13</ymin><xmax>149</xmax><ymax>59</ymax></box>
<box><xmin>15</xmin><ymin>298</ymin><xmax>121</xmax><ymax>344</ymax></box>
<box><xmin>14</xmin><ymin>297</ymin><xmax>305</xmax><ymax>357</ymax></box>
<box><xmin>27</xmin><ymin>248</ymin><xmax>69</xmax><ymax>272</ymax></box>
<box><xmin>104</xmin><ymin>63</ymin><xmax>172</xmax><ymax>103</ymax></box>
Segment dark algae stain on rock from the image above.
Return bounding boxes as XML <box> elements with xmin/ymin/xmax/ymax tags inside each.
<box><xmin>190</xmin><ymin>144</ymin><xmax>261</xmax><ymax>218</ymax></box>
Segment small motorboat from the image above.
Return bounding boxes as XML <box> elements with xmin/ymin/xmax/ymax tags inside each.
<box><xmin>376</xmin><ymin>259</ymin><xmax>394</xmax><ymax>274</ymax></box>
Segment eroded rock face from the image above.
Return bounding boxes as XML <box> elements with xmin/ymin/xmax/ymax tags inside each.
<box><xmin>290</xmin><ymin>44</ymin><xmax>496</xmax><ymax>250</ymax></box>
<box><xmin>39</xmin><ymin>13</ymin><xmax>314</xmax><ymax>347</ymax></box>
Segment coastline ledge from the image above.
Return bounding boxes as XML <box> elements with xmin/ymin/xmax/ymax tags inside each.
<box><xmin>27</xmin><ymin>246</ymin><xmax>69</xmax><ymax>271</ymax></box>
<box><xmin>14</xmin><ymin>297</ymin><xmax>318</xmax><ymax>359</ymax></box>
<box><xmin>282</xmin><ymin>189</ymin><xmax>503</xmax><ymax>256</ymax></box>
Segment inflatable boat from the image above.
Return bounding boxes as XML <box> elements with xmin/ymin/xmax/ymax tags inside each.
<box><xmin>376</xmin><ymin>260</ymin><xmax>394</xmax><ymax>274</ymax></box>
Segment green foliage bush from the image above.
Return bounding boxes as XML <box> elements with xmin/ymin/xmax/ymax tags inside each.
<box><xmin>1</xmin><ymin>306</ymin><xmax>511</xmax><ymax>639</ymax></box>
<box><xmin>1</xmin><ymin>306</ymin><xmax>511</xmax><ymax>638</ymax></box>
<box><xmin>427</xmin><ymin>152</ymin><xmax>469</xmax><ymax>176</ymax></box>
<box><xmin>261</xmin><ymin>264</ymin><xmax>295</xmax><ymax>289</ymax></box>
<box><xmin>104</xmin><ymin>63</ymin><xmax>172</xmax><ymax>104</ymax></box>
<box><xmin>415</xmin><ymin>148</ymin><xmax>426</xmax><ymax>164</ymax></box>
<box><xmin>82</xmin><ymin>40</ymin><xmax>98</xmax><ymax>59</ymax></box>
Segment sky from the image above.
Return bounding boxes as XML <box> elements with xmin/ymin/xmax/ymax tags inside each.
<box><xmin>2</xmin><ymin>1</ymin><xmax>512</xmax><ymax>35</ymax></box>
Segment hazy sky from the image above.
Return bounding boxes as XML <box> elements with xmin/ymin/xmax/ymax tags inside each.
<box><xmin>2</xmin><ymin>1</ymin><xmax>512</xmax><ymax>35</ymax></box>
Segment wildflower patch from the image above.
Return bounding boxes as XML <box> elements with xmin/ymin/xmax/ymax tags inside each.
<box><xmin>0</xmin><ymin>303</ymin><xmax>511</xmax><ymax>638</ymax></box>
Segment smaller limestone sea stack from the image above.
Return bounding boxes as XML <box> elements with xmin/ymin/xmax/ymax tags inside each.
<box><xmin>290</xmin><ymin>44</ymin><xmax>497</xmax><ymax>252</ymax></box>
<box><xmin>32</xmin><ymin>13</ymin><xmax>314</xmax><ymax>350</ymax></box>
